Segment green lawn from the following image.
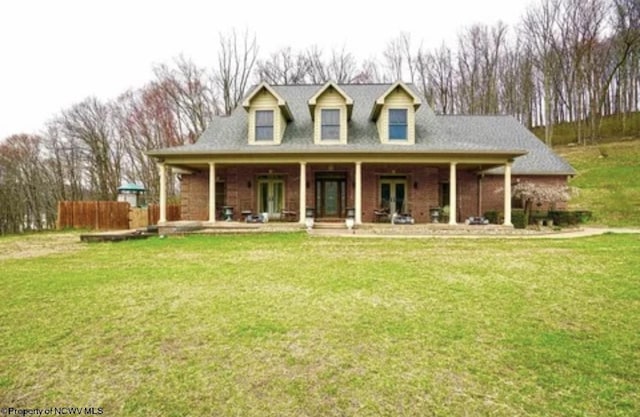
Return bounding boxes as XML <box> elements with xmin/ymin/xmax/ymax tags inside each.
<box><xmin>1</xmin><ymin>232</ymin><xmax>639</xmax><ymax>416</ymax></box>
<box><xmin>558</xmin><ymin>139</ymin><xmax>640</xmax><ymax>226</ymax></box>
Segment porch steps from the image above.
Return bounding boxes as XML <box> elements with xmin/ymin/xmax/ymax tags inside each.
<box><xmin>158</xmin><ymin>221</ymin><xmax>205</xmax><ymax>235</ymax></box>
<box><xmin>313</xmin><ymin>222</ymin><xmax>347</xmax><ymax>230</ymax></box>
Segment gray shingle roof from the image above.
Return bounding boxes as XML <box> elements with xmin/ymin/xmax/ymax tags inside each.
<box><xmin>150</xmin><ymin>83</ymin><xmax>575</xmax><ymax>175</ymax></box>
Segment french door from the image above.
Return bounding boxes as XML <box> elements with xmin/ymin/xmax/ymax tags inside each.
<box><xmin>258</xmin><ymin>177</ymin><xmax>284</xmax><ymax>218</ymax></box>
<box><xmin>380</xmin><ymin>178</ymin><xmax>407</xmax><ymax>214</ymax></box>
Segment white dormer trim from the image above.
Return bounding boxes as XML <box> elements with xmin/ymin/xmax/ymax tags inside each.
<box><xmin>308</xmin><ymin>81</ymin><xmax>353</xmax><ymax>145</ymax></box>
<box><xmin>243</xmin><ymin>82</ymin><xmax>293</xmax><ymax>121</ymax></box>
<box><xmin>369</xmin><ymin>81</ymin><xmax>421</xmax><ymax>121</ymax></box>
<box><xmin>243</xmin><ymin>83</ymin><xmax>293</xmax><ymax>145</ymax></box>
<box><xmin>370</xmin><ymin>81</ymin><xmax>421</xmax><ymax>145</ymax></box>
<box><xmin>308</xmin><ymin>81</ymin><xmax>354</xmax><ymax>120</ymax></box>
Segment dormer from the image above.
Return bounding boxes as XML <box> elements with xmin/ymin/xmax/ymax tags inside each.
<box><xmin>308</xmin><ymin>81</ymin><xmax>353</xmax><ymax>145</ymax></box>
<box><xmin>370</xmin><ymin>81</ymin><xmax>421</xmax><ymax>145</ymax></box>
<box><xmin>242</xmin><ymin>82</ymin><xmax>293</xmax><ymax>145</ymax></box>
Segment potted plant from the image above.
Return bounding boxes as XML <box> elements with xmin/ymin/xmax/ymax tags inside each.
<box><xmin>441</xmin><ymin>205</ymin><xmax>450</xmax><ymax>223</ymax></box>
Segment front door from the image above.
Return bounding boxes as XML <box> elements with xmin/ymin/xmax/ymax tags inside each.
<box><xmin>258</xmin><ymin>177</ymin><xmax>284</xmax><ymax>219</ymax></box>
<box><xmin>315</xmin><ymin>175</ymin><xmax>346</xmax><ymax>218</ymax></box>
<box><xmin>380</xmin><ymin>178</ymin><xmax>407</xmax><ymax>214</ymax></box>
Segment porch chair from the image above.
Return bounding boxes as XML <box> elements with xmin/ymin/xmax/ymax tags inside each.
<box><xmin>281</xmin><ymin>209</ymin><xmax>297</xmax><ymax>222</ymax></box>
<box><xmin>374</xmin><ymin>208</ymin><xmax>391</xmax><ymax>223</ymax></box>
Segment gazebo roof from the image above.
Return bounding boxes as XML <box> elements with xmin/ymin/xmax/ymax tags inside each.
<box><xmin>118</xmin><ymin>183</ymin><xmax>146</xmax><ymax>193</ymax></box>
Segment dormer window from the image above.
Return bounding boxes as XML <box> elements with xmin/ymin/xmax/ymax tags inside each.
<box><xmin>370</xmin><ymin>82</ymin><xmax>421</xmax><ymax>145</ymax></box>
<box><xmin>321</xmin><ymin>109</ymin><xmax>340</xmax><ymax>140</ymax></box>
<box><xmin>242</xmin><ymin>82</ymin><xmax>293</xmax><ymax>145</ymax></box>
<box><xmin>389</xmin><ymin>109</ymin><xmax>408</xmax><ymax>140</ymax></box>
<box><xmin>308</xmin><ymin>81</ymin><xmax>353</xmax><ymax>145</ymax></box>
<box><xmin>255</xmin><ymin>110</ymin><xmax>274</xmax><ymax>141</ymax></box>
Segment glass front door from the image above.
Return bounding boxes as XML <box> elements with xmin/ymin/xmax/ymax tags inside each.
<box><xmin>258</xmin><ymin>178</ymin><xmax>284</xmax><ymax>218</ymax></box>
<box><xmin>380</xmin><ymin>178</ymin><xmax>407</xmax><ymax>214</ymax></box>
<box><xmin>315</xmin><ymin>176</ymin><xmax>346</xmax><ymax>218</ymax></box>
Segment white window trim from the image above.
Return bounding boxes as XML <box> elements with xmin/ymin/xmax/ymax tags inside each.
<box><xmin>320</xmin><ymin>108</ymin><xmax>341</xmax><ymax>141</ymax></box>
<box><xmin>380</xmin><ymin>105</ymin><xmax>414</xmax><ymax>145</ymax></box>
<box><xmin>255</xmin><ymin>109</ymin><xmax>275</xmax><ymax>141</ymax></box>
<box><xmin>314</xmin><ymin>106</ymin><xmax>347</xmax><ymax>145</ymax></box>
<box><xmin>388</xmin><ymin>108</ymin><xmax>409</xmax><ymax>141</ymax></box>
<box><xmin>249</xmin><ymin>107</ymin><xmax>283</xmax><ymax>145</ymax></box>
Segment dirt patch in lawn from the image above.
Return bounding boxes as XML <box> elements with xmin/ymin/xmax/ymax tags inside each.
<box><xmin>0</xmin><ymin>232</ymin><xmax>86</xmax><ymax>260</ymax></box>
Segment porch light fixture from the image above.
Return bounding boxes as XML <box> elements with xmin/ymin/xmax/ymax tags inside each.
<box><xmin>247</xmin><ymin>181</ymin><xmax>252</xmax><ymax>188</ymax></box>
<box><xmin>413</xmin><ymin>181</ymin><xmax>418</xmax><ymax>189</ymax></box>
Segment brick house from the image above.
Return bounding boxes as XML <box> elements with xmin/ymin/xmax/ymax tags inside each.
<box><xmin>148</xmin><ymin>81</ymin><xmax>574</xmax><ymax>226</ymax></box>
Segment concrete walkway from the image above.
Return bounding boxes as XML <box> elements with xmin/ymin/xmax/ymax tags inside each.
<box><xmin>307</xmin><ymin>226</ymin><xmax>640</xmax><ymax>239</ymax></box>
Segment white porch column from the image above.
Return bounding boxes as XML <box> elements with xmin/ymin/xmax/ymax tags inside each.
<box><xmin>449</xmin><ymin>162</ymin><xmax>457</xmax><ymax>225</ymax></box>
<box><xmin>503</xmin><ymin>162</ymin><xmax>513</xmax><ymax>226</ymax></box>
<box><xmin>355</xmin><ymin>161</ymin><xmax>362</xmax><ymax>224</ymax></box>
<box><xmin>299</xmin><ymin>162</ymin><xmax>306</xmax><ymax>224</ymax></box>
<box><xmin>208</xmin><ymin>162</ymin><xmax>216</xmax><ymax>223</ymax></box>
<box><xmin>158</xmin><ymin>162</ymin><xmax>167</xmax><ymax>224</ymax></box>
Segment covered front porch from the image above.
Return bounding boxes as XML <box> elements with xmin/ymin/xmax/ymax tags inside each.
<box><xmin>156</xmin><ymin>153</ymin><xmax>519</xmax><ymax>227</ymax></box>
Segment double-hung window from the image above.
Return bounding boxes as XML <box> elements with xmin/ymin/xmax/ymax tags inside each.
<box><xmin>388</xmin><ymin>109</ymin><xmax>408</xmax><ymax>140</ymax></box>
<box><xmin>321</xmin><ymin>109</ymin><xmax>340</xmax><ymax>140</ymax></box>
<box><xmin>255</xmin><ymin>110</ymin><xmax>274</xmax><ymax>141</ymax></box>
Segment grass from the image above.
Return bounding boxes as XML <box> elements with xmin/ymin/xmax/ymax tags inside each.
<box><xmin>557</xmin><ymin>139</ymin><xmax>640</xmax><ymax>226</ymax></box>
<box><xmin>1</xmin><ymin>232</ymin><xmax>640</xmax><ymax>416</ymax></box>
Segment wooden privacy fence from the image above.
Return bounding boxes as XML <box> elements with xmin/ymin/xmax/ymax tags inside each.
<box><xmin>57</xmin><ymin>201</ymin><xmax>130</xmax><ymax>230</ymax></box>
<box><xmin>57</xmin><ymin>201</ymin><xmax>182</xmax><ymax>230</ymax></box>
<box><xmin>147</xmin><ymin>204</ymin><xmax>181</xmax><ymax>225</ymax></box>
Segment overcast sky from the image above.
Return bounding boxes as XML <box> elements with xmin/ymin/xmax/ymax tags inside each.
<box><xmin>0</xmin><ymin>0</ymin><xmax>534</xmax><ymax>141</ymax></box>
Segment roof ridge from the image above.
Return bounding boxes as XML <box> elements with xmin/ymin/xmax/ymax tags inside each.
<box><xmin>436</xmin><ymin>114</ymin><xmax>512</xmax><ymax>117</ymax></box>
<box><xmin>270</xmin><ymin>82</ymin><xmax>407</xmax><ymax>87</ymax></box>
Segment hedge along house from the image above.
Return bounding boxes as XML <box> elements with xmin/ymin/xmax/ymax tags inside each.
<box><xmin>147</xmin><ymin>81</ymin><xmax>575</xmax><ymax>226</ymax></box>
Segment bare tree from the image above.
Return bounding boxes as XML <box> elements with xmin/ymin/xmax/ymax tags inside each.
<box><xmin>113</xmin><ymin>83</ymin><xmax>184</xmax><ymax>201</ymax></box>
<box><xmin>304</xmin><ymin>45</ymin><xmax>330</xmax><ymax>83</ymax></box>
<box><xmin>415</xmin><ymin>43</ymin><xmax>455</xmax><ymax>114</ymax></box>
<box><xmin>0</xmin><ymin>134</ymin><xmax>57</xmax><ymax>233</ymax></box>
<box><xmin>351</xmin><ymin>58</ymin><xmax>383</xmax><ymax>84</ymax></box>
<box><xmin>522</xmin><ymin>0</ymin><xmax>561</xmax><ymax>145</ymax></box>
<box><xmin>256</xmin><ymin>47</ymin><xmax>310</xmax><ymax>84</ymax></box>
<box><xmin>328</xmin><ymin>46</ymin><xmax>357</xmax><ymax>83</ymax></box>
<box><xmin>153</xmin><ymin>55</ymin><xmax>219</xmax><ymax>142</ymax></box>
<box><xmin>55</xmin><ymin>97</ymin><xmax>122</xmax><ymax>200</ymax></box>
<box><xmin>383</xmin><ymin>32</ymin><xmax>415</xmax><ymax>82</ymax></box>
<box><xmin>215</xmin><ymin>29</ymin><xmax>259</xmax><ymax>115</ymax></box>
<box><xmin>301</xmin><ymin>45</ymin><xmax>359</xmax><ymax>84</ymax></box>
<box><xmin>589</xmin><ymin>0</ymin><xmax>640</xmax><ymax>140</ymax></box>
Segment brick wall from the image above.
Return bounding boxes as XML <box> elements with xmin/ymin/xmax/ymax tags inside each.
<box><xmin>178</xmin><ymin>164</ymin><xmax>569</xmax><ymax>223</ymax></box>
<box><xmin>180</xmin><ymin>170</ymin><xmax>208</xmax><ymax>220</ymax></box>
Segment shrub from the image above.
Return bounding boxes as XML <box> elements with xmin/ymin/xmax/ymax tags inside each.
<box><xmin>484</xmin><ymin>210</ymin><xmax>501</xmax><ymax>224</ymax></box>
<box><xmin>575</xmin><ymin>210</ymin><xmax>593</xmax><ymax>223</ymax></box>
<box><xmin>512</xmin><ymin>209</ymin><xmax>526</xmax><ymax>229</ymax></box>
<box><xmin>548</xmin><ymin>210</ymin><xmax>593</xmax><ymax>226</ymax></box>
<box><xmin>530</xmin><ymin>211</ymin><xmax>548</xmax><ymax>225</ymax></box>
